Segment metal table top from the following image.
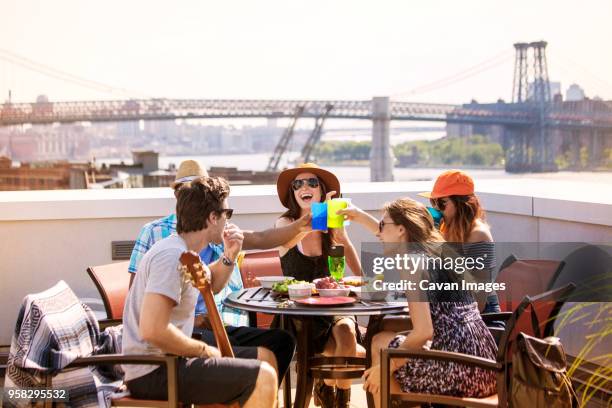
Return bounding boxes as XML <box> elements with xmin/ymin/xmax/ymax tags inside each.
<box><xmin>224</xmin><ymin>287</ymin><xmax>408</xmax><ymax>317</ymax></box>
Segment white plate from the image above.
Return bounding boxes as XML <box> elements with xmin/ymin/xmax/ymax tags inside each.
<box><xmin>351</xmin><ymin>286</ymin><xmax>389</xmax><ymax>301</ymax></box>
<box><xmin>317</xmin><ymin>287</ymin><xmax>351</xmax><ymax>297</ymax></box>
<box><xmin>257</xmin><ymin>276</ymin><xmax>294</xmax><ymax>289</ymax></box>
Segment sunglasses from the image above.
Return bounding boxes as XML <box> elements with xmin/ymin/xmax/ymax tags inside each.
<box><xmin>430</xmin><ymin>198</ymin><xmax>448</xmax><ymax>211</ymax></box>
<box><xmin>291</xmin><ymin>177</ymin><xmax>320</xmax><ymax>191</ymax></box>
<box><xmin>218</xmin><ymin>208</ymin><xmax>234</xmax><ymax>219</ymax></box>
<box><xmin>378</xmin><ymin>219</ymin><xmax>395</xmax><ymax>233</ymax></box>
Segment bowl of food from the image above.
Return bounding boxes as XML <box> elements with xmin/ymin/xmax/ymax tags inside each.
<box><xmin>313</xmin><ymin>276</ymin><xmax>351</xmax><ymax>297</ymax></box>
<box><xmin>288</xmin><ymin>283</ymin><xmax>314</xmax><ymax>300</ymax></box>
<box><xmin>271</xmin><ymin>278</ymin><xmax>307</xmax><ymax>295</ymax></box>
<box><xmin>258</xmin><ymin>276</ymin><xmax>294</xmax><ymax>289</ymax></box>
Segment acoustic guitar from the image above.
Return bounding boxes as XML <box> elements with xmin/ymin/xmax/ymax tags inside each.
<box><xmin>179</xmin><ymin>250</ymin><xmax>234</xmax><ymax>358</ymax></box>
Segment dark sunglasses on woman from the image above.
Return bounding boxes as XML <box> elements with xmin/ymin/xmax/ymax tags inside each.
<box><xmin>378</xmin><ymin>219</ymin><xmax>394</xmax><ymax>233</ymax></box>
<box><xmin>291</xmin><ymin>177</ymin><xmax>320</xmax><ymax>191</ymax></box>
<box><xmin>430</xmin><ymin>198</ymin><xmax>450</xmax><ymax>211</ymax></box>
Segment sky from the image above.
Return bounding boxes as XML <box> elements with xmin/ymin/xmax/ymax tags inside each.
<box><xmin>1</xmin><ymin>0</ymin><xmax>612</xmax><ymax>105</ymax></box>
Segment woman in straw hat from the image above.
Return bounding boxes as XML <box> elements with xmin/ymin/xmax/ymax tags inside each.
<box><xmin>337</xmin><ymin>198</ymin><xmax>497</xmax><ymax>407</ymax></box>
<box><xmin>418</xmin><ymin>169</ymin><xmax>501</xmax><ymax>315</ymax></box>
<box><xmin>275</xmin><ymin>163</ymin><xmax>363</xmax><ymax>408</ymax></box>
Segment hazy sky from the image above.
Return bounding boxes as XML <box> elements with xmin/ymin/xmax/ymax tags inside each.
<box><xmin>1</xmin><ymin>0</ymin><xmax>611</xmax><ymax>104</ymax></box>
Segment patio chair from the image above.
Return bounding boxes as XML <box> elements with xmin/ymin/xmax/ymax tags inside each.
<box><xmin>87</xmin><ymin>261</ymin><xmax>131</xmax><ymax>328</ymax></box>
<box><xmin>380</xmin><ymin>283</ymin><xmax>576</xmax><ymax>408</ymax></box>
<box><xmin>39</xmin><ymin>295</ymin><xmax>237</xmax><ymax>408</ymax></box>
<box><xmin>237</xmin><ymin>249</ymin><xmax>283</xmax><ymax>329</ymax></box>
<box><xmin>494</xmin><ymin>255</ymin><xmax>565</xmax><ymax>312</ymax></box>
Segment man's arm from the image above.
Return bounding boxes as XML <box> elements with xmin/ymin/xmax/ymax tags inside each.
<box><xmin>208</xmin><ymin>259</ymin><xmax>236</xmax><ymax>294</ymax></box>
<box><xmin>208</xmin><ymin>223</ymin><xmax>244</xmax><ymax>294</ymax></box>
<box><xmin>128</xmin><ymin>224</ymin><xmax>155</xmax><ymax>288</ymax></box>
<box><xmin>242</xmin><ymin>213</ymin><xmax>311</xmax><ymax>250</ymax></box>
<box><xmin>140</xmin><ymin>293</ymin><xmax>219</xmax><ymax>358</ymax></box>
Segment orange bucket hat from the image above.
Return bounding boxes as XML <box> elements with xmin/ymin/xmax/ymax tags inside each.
<box><xmin>418</xmin><ymin>169</ymin><xmax>475</xmax><ymax>199</ymax></box>
<box><xmin>276</xmin><ymin>163</ymin><xmax>340</xmax><ymax>208</ymax></box>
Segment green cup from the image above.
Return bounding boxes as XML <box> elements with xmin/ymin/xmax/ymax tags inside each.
<box><xmin>327</xmin><ymin>198</ymin><xmax>348</xmax><ymax>229</ymax></box>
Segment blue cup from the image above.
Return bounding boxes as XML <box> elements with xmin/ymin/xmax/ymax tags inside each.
<box><xmin>427</xmin><ymin>206</ymin><xmax>443</xmax><ymax>227</ymax></box>
<box><xmin>311</xmin><ymin>202</ymin><xmax>328</xmax><ymax>230</ymax></box>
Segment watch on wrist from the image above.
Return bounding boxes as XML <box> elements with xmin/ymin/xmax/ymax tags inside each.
<box><xmin>221</xmin><ymin>254</ymin><xmax>235</xmax><ymax>267</ymax></box>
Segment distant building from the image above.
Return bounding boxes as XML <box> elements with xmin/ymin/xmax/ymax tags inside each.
<box><xmin>0</xmin><ymin>156</ymin><xmax>11</xmax><ymax>169</ymax></box>
<box><xmin>527</xmin><ymin>81</ymin><xmax>561</xmax><ymax>101</ymax></box>
<box><xmin>566</xmin><ymin>84</ymin><xmax>586</xmax><ymax>101</ymax></box>
<box><xmin>117</xmin><ymin>121</ymin><xmax>140</xmax><ymax>138</ymax></box>
<box><xmin>132</xmin><ymin>150</ymin><xmax>159</xmax><ymax>173</ymax></box>
<box><xmin>0</xmin><ymin>158</ymin><xmax>92</xmax><ymax>190</ymax></box>
<box><xmin>0</xmin><ymin>125</ymin><xmax>90</xmax><ymax>162</ymax></box>
<box><xmin>550</xmin><ymin>82</ymin><xmax>562</xmax><ymax>100</ymax></box>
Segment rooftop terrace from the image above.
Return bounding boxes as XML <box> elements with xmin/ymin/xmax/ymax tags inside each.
<box><xmin>1</xmin><ymin>178</ymin><xmax>610</xmax><ymax>339</ymax></box>
<box><xmin>0</xmin><ymin>179</ymin><xmax>610</xmax><ymax>405</ymax></box>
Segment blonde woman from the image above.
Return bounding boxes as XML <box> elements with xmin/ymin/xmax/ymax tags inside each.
<box><xmin>339</xmin><ymin>198</ymin><xmax>497</xmax><ymax>407</ymax></box>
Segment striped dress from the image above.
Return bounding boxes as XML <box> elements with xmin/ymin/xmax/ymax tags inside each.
<box><xmin>389</xmin><ymin>261</ymin><xmax>498</xmax><ymax>398</ymax></box>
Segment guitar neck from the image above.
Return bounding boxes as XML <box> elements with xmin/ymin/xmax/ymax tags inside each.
<box><xmin>180</xmin><ymin>250</ymin><xmax>234</xmax><ymax>359</ymax></box>
<box><xmin>198</xmin><ymin>285</ymin><xmax>234</xmax><ymax>358</ymax></box>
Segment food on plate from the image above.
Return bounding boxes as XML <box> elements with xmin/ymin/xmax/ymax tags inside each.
<box><xmin>272</xmin><ymin>278</ymin><xmax>309</xmax><ymax>294</ymax></box>
<box><xmin>314</xmin><ymin>276</ymin><xmax>341</xmax><ymax>289</ymax></box>
<box><xmin>257</xmin><ymin>276</ymin><xmax>293</xmax><ymax>289</ymax></box>
<box><xmin>341</xmin><ymin>276</ymin><xmax>367</xmax><ymax>287</ymax></box>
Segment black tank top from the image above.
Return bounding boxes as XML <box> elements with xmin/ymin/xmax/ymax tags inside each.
<box><xmin>280</xmin><ymin>245</ymin><xmax>329</xmax><ymax>282</ymax></box>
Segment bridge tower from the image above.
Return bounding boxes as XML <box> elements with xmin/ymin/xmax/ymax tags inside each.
<box><xmin>508</xmin><ymin>41</ymin><xmax>556</xmax><ymax>172</ymax></box>
<box><xmin>370</xmin><ymin>97</ymin><xmax>394</xmax><ymax>181</ymax></box>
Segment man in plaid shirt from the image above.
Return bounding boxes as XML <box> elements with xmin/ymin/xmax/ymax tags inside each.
<box><xmin>128</xmin><ymin>160</ymin><xmax>308</xmax><ymax>386</ymax></box>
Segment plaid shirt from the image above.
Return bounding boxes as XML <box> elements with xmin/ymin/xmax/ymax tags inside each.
<box><xmin>128</xmin><ymin>214</ymin><xmax>248</xmax><ymax>327</ymax></box>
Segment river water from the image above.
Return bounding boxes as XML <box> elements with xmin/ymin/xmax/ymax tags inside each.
<box><xmin>98</xmin><ymin>152</ymin><xmax>612</xmax><ymax>184</ymax></box>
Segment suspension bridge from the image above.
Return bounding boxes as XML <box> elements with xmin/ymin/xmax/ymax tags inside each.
<box><xmin>1</xmin><ymin>43</ymin><xmax>611</xmax><ymax>176</ymax></box>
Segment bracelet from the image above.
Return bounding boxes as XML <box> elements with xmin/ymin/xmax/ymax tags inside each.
<box><xmin>221</xmin><ymin>254</ymin><xmax>235</xmax><ymax>267</ymax></box>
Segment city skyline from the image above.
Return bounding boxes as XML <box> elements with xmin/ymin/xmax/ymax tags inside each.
<box><xmin>1</xmin><ymin>0</ymin><xmax>612</xmax><ymax>104</ymax></box>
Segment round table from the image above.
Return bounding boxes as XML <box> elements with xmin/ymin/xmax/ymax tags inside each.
<box><xmin>224</xmin><ymin>287</ymin><xmax>408</xmax><ymax>408</ymax></box>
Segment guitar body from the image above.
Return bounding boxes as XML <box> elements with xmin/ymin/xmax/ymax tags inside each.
<box><xmin>180</xmin><ymin>251</ymin><xmax>234</xmax><ymax>358</ymax></box>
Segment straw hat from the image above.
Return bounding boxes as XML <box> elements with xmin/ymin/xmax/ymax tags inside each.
<box><xmin>171</xmin><ymin>160</ymin><xmax>208</xmax><ymax>188</ymax></box>
<box><xmin>276</xmin><ymin>163</ymin><xmax>340</xmax><ymax>208</ymax></box>
<box><xmin>418</xmin><ymin>169</ymin><xmax>474</xmax><ymax>199</ymax></box>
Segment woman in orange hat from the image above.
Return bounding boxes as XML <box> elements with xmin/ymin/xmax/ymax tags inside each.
<box><xmin>275</xmin><ymin>163</ymin><xmax>363</xmax><ymax>408</ymax></box>
<box><xmin>419</xmin><ymin>169</ymin><xmax>501</xmax><ymax>315</ymax></box>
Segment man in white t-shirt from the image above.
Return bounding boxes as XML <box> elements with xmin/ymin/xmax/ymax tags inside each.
<box><xmin>122</xmin><ymin>176</ymin><xmax>276</xmax><ymax>406</ymax></box>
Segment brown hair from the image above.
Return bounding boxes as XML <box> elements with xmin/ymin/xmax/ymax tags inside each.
<box><xmin>439</xmin><ymin>195</ymin><xmax>486</xmax><ymax>243</ymax></box>
<box><xmin>281</xmin><ymin>175</ymin><xmax>332</xmax><ymax>256</ymax></box>
<box><xmin>175</xmin><ymin>176</ymin><xmax>230</xmax><ymax>234</ymax></box>
<box><xmin>384</xmin><ymin>198</ymin><xmax>445</xmax><ymax>245</ymax></box>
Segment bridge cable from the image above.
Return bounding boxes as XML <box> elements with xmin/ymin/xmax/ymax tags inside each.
<box><xmin>392</xmin><ymin>49</ymin><xmax>513</xmax><ymax>98</ymax></box>
<box><xmin>0</xmin><ymin>48</ymin><xmax>151</xmax><ymax>99</ymax></box>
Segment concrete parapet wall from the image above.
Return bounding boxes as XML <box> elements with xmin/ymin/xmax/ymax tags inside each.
<box><xmin>0</xmin><ymin>181</ymin><xmax>610</xmax><ymax>344</ymax></box>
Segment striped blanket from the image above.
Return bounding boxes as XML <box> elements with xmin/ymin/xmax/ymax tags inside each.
<box><xmin>3</xmin><ymin>280</ymin><xmax>122</xmax><ymax>408</ymax></box>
